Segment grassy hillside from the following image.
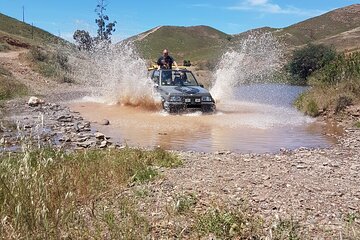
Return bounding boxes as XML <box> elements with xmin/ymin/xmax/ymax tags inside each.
<box><xmin>131</xmin><ymin>25</ymin><xmax>231</xmax><ymax>63</ymax></box>
<box><xmin>131</xmin><ymin>4</ymin><xmax>360</xmax><ymax>63</ymax></box>
<box><xmin>276</xmin><ymin>4</ymin><xmax>360</xmax><ymax>48</ymax></box>
<box><xmin>0</xmin><ymin>13</ymin><xmax>66</xmax><ymax>51</ymax></box>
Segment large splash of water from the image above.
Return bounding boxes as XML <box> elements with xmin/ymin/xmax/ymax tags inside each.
<box><xmin>210</xmin><ymin>32</ymin><xmax>283</xmax><ymax>101</ymax></box>
<box><xmin>72</xmin><ymin>43</ymin><xmax>159</xmax><ymax>109</ymax></box>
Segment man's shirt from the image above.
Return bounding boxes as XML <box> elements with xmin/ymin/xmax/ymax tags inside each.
<box><xmin>157</xmin><ymin>55</ymin><xmax>174</xmax><ymax>69</ymax></box>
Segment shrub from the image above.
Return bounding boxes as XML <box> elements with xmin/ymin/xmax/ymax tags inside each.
<box><xmin>294</xmin><ymin>52</ymin><xmax>360</xmax><ymax>116</ymax></box>
<box><xmin>310</xmin><ymin>52</ymin><xmax>360</xmax><ymax>85</ymax></box>
<box><xmin>335</xmin><ymin>96</ymin><xmax>352</xmax><ymax>113</ymax></box>
<box><xmin>27</xmin><ymin>48</ymin><xmax>73</xmax><ymax>83</ymax></box>
<box><xmin>288</xmin><ymin>44</ymin><xmax>336</xmax><ymax>81</ymax></box>
<box><xmin>0</xmin><ymin>76</ymin><xmax>28</xmax><ymax>100</ymax></box>
<box><xmin>306</xmin><ymin>99</ymin><xmax>319</xmax><ymax>117</ymax></box>
<box><xmin>29</xmin><ymin>46</ymin><xmax>48</xmax><ymax>62</ymax></box>
<box><xmin>0</xmin><ymin>65</ymin><xmax>11</xmax><ymax>76</ymax></box>
<box><xmin>183</xmin><ymin>60</ymin><xmax>192</xmax><ymax>67</ymax></box>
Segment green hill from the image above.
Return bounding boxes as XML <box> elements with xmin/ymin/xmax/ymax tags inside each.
<box><xmin>131</xmin><ymin>4</ymin><xmax>360</xmax><ymax>62</ymax></box>
<box><xmin>0</xmin><ymin>12</ymin><xmax>66</xmax><ymax>51</ymax></box>
<box><xmin>130</xmin><ymin>25</ymin><xmax>231</xmax><ymax>63</ymax></box>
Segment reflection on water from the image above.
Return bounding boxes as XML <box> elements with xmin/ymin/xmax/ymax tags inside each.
<box><xmin>70</xmin><ymin>84</ymin><xmax>341</xmax><ymax>153</ymax></box>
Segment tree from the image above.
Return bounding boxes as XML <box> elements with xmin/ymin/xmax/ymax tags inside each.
<box><xmin>73</xmin><ymin>0</ymin><xmax>117</xmax><ymax>50</ymax></box>
<box><xmin>94</xmin><ymin>0</ymin><xmax>117</xmax><ymax>43</ymax></box>
<box><xmin>73</xmin><ymin>30</ymin><xmax>93</xmax><ymax>51</ymax></box>
<box><xmin>183</xmin><ymin>60</ymin><xmax>192</xmax><ymax>67</ymax></box>
<box><xmin>288</xmin><ymin>44</ymin><xmax>336</xmax><ymax>81</ymax></box>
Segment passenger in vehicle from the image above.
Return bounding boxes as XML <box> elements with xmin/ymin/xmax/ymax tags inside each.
<box><xmin>157</xmin><ymin>49</ymin><xmax>179</xmax><ymax>70</ymax></box>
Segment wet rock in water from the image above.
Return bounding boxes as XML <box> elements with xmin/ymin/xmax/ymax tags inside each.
<box><xmin>76</xmin><ymin>140</ymin><xmax>96</xmax><ymax>148</ymax></box>
<box><xmin>100</xmin><ymin>119</ymin><xmax>110</xmax><ymax>125</ymax></box>
<box><xmin>28</xmin><ymin>96</ymin><xmax>45</xmax><ymax>107</ymax></box>
<box><xmin>57</xmin><ymin>115</ymin><xmax>73</xmax><ymax>123</ymax></box>
<box><xmin>95</xmin><ymin>132</ymin><xmax>105</xmax><ymax>139</ymax></box>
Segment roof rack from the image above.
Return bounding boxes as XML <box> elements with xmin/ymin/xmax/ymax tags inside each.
<box><xmin>147</xmin><ymin>65</ymin><xmax>188</xmax><ymax>71</ymax></box>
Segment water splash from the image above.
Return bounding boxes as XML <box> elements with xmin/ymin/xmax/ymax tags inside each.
<box><xmin>210</xmin><ymin>32</ymin><xmax>283</xmax><ymax>101</ymax></box>
<box><xmin>71</xmin><ymin>42</ymin><xmax>160</xmax><ymax>109</ymax></box>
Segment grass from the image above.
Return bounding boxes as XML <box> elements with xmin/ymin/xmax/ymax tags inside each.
<box><xmin>0</xmin><ymin>146</ymin><xmax>181</xmax><ymax>239</ymax></box>
<box><xmin>343</xmin><ymin>212</ymin><xmax>360</xmax><ymax>239</ymax></box>
<box><xmin>0</xmin><ymin>66</ymin><xmax>28</xmax><ymax>100</ymax></box>
<box><xmin>173</xmin><ymin>193</ymin><xmax>197</xmax><ymax>214</ymax></box>
<box><xmin>271</xmin><ymin>218</ymin><xmax>301</xmax><ymax>240</ymax></box>
<box><xmin>194</xmin><ymin>206</ymin><xmax>264</xmax><ymax>239</ymax></box>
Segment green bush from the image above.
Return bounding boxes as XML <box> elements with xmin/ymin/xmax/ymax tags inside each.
<box><xmin>288</xmin><ymin>44</ymin><xmax>336</xmax><ymax>81</ymax></box>
<box><xmin>294</xmin><ymin>52</ymin><xmax>360</xmax><ymax>116</ymax></box>
<box><xmin>306</xmin><ymin>99</ymin><xmax>319</xmax><ymax>117</ymax></box>
<box><xmin>183</xmin><ymin>60</ymin><xmax>192</xmax><ymax>67</ymax></box>
<box><xmin>310</xmin><ymin>52</ymin><xmax>360</xmax><ymax>86</ymax></box>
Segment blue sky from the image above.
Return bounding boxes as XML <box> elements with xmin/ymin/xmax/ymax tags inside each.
<box><xmin>0</xmin><ymin>0</ymin><xmax>358</xmax><ymax>42</ymax></box>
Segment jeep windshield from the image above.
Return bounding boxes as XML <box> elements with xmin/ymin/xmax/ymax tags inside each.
<box><xmin>153</xmin><ymin>70</ymin><xmax>200</xmax><ymax>87</ymax></box>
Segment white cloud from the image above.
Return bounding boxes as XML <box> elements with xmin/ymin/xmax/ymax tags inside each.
<box><xmin>228</xmin><ymin>0</ymin><xmax>325</xmax><ymax>16</ymax></box>
<box><xmin>248</xmin><ymin>0</ymin><xmax>268</xmax><ymax>6</ymax></box>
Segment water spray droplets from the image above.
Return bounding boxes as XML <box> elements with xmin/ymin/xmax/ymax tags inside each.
<box><xmin>72</xmin><ymin>43</ymin><xmax>159</xmax><ymax>109</ymax></box>
<box><xmin>210</xmin><ymin>32</ymin><xmax>284</xmax><ymax>101</ymax></box>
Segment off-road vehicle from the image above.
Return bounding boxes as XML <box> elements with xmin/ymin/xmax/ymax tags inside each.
<box><xmin>148</xmin><ymin>68</ymin><xmax>216</xmax><ymax>113</ymax></box>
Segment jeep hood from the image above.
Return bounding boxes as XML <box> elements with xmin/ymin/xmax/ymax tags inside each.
<box><xmin>161</xmin><ymin>86</ymin><xmax>211</xmax><ymax>95</ymax></box>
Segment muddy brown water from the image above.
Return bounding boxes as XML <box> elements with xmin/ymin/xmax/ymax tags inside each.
<box><xmin>69</xmin><ymin>85</ymin><xmax>342</xmax><ymax>153</ymax></box>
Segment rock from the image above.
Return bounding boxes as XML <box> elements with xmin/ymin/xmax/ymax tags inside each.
<box><xmin>57</xmin><ymin>115</ymin><xmax>73</xmax><ymax>123</ymax></box>
<box><xmin>94</xmin><ymin>132</ymin><xmax>105</xmax><ymax>139</ymax></box>
<box><xmin>99</xmin><ymin>140</ymin><xmax>107</xmax><ymax>148</ymax></box>
<box><xmin>28</xmin><ymin>96</ymin><xmax>45</xmax><ymax>107</ymax></box>
<box><xmin>84</xmin><ymin>121</ymin><xmax>91</xmax><ymax>128</ymax></box>
<box><xmin>76</xmin><ymin>140</ymin><xmax>96</xmax><ymax>148</ymax></box>
<box><xmin>100</xmin><ymin>119</ymin><xmax>110</xmax><ymax>125</ymax></box>
<box><xmin>0</xmin><ymin>137</ymin><xmax>5</xmax><ymax>145</ymax></box>
<box><xmin>77</xmin><ymin>137</ymin><xmax>89</xmax><ymax>142</ymax></box>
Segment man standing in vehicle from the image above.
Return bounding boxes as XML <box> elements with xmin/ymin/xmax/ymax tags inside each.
<box><xmin>157</xmin><ymin>49</ymin><xmax>179</xmax><ymax>70</ymax></box>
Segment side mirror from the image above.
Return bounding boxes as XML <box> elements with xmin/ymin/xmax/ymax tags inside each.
<box><xmin>199</xmin><ymin>84</ymin><xmax>204</xmax><ymax>88</ymax></box>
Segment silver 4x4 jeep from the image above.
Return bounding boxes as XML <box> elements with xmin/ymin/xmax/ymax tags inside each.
<box><xmin>148</xmin><ymin>69</ymin><xmax>216</xmax><ymax>113</ymax></box>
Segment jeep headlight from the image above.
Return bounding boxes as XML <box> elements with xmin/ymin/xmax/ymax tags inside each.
<box><xmin>201</xmin><ymin>96</ymin><xmax>212</xmax><ymax>102</ymax></box>
<box><xmin>169</xmin><ymin>96</ymin><xmax>182</xmax><ymax>102</ymax></box>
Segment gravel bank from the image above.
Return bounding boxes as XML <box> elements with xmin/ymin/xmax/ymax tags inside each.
<box><xmin>1</xmin><ymin>99</ymin><xmax>359</xmax><ymax>238</ymax></box>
